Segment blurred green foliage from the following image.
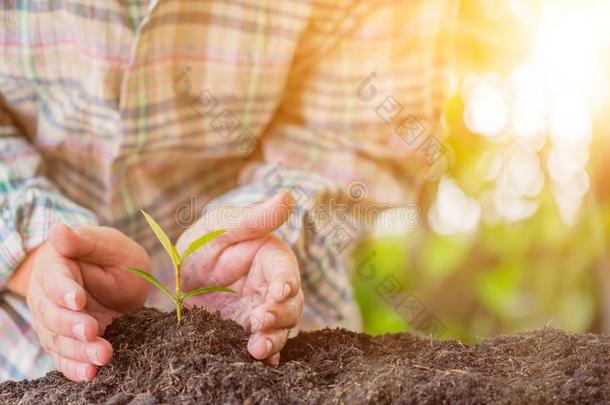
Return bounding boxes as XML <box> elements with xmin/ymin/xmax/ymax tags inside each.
<box><xmin>352</xmin><ymin>0</ymin><xmax>610</xmax><ymax>342</ymax></box>
<box><xmin>352</xmin><ymin>85</ymin><xmax>610</xmax><ymax>344</ymax></box>
<box><xmin>352</xmin><ymin>176</ymin><xmax>607</xmax><ymax>342</ymax></box>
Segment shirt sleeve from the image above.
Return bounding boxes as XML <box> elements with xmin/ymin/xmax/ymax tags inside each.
<box><xmin>0</xmin><ymin>97</ymin><xmax>97</xmax><ymax>290</ymax></box>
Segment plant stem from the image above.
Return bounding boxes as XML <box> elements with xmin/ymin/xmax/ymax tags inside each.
<box><xmin>176</xmin><ymin>299</ymin><xmax>182</xmax><ymax>322</ymax></box>
<box><xmin>175</xmin><ymin>262</ymin><xmax>182</xmax><ymax>322</ymax></box>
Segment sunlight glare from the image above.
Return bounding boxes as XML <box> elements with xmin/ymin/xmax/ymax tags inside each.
<box><xmin>464</xmin><ymin>74</ymin><xmax>510</xmax><ymax>138</ymax></box>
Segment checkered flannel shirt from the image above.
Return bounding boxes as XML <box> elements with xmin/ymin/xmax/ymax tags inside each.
<box><xmin>0</xmin><ymin>0</ymin><xmax>454</xmax><ymax>380</ymax></box>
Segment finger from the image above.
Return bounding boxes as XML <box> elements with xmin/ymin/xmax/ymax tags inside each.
<box><xmin>49</xmin><ymin>223</ymin><xmax>149</xmax><ymax>268</ymax></box>
<box><xmin>190</xmin><ymin>238</ymin><xmax>265</xmax><ymax>286</ymax></box>
<box><xmin>267</xmin><ymin>353</ymin><xmax>281</xmax><ymax>366</ymax></box>
<box><xmin>228</xmin><ymin>190</ymin><xmax>295</xmax><ymax>242</ymax></box>
<box><xmin>41</xmin><ymin>263</ymin><xmax>87</xmax><ymax>311</ymax></box>
<box><xmin>83</xmin><ymin>293</ymin><xmax>122</xmax><ymax>334</ymax></box>
<box><xmin>31</xmin><ymin>285</ymin><xmax>100</xmax><ymax>342</ymax></box>
<box><xmin>248</xmin><ymin>328</ymin><xmax>290</xmax><ymax>360</ymax></box>
<box><xmin>259</xmin><ymin>235</ymin><xmax>301</xmax><ymax>302</ymax></box>
<box><xmin>51</xmin><ymin>353</ymin><xmax>98</xmax><ymax>382</ymax></box>
<box><xmin>37</xmin><ymin>323</ymin><xmax>112</xmax><ymax>365</ymax></box>
<box><xmin>202</xmin><ymin>190</ymin><xmax>294</xmax><ymax>249</ymax></box>
<box><xmin>175</xmin><ymin>190</ymin><xmax>295</xmax><ymax>280</ymax></box>
<box><xmin>250</xmin><ymin>289</ymin><xmax>304</xmax><ymax>332</ymax></box>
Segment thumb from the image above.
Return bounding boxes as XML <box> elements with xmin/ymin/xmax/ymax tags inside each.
<box><xmin>223</xmin><ymin>190</ymin><xmax>296</xmax><ymax>244</ymax></box>
<box><xmin>49</xmin><ymin>223</ymin><xmax>148</xmax><ymax>267</ymax></box>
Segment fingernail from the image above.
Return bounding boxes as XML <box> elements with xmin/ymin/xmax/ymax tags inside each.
<box><xmin>78</xmin><ymin>364</ymin><xmax>89</xmax><ymax>381</ymax></box>
<box><xmin>87</xmin><ymin>345</ymin><xmax>101</xmax><ymax>365</ymax></box>
<box><xmin>265</xmin><ymin>338</ymin><xmax>273</xmax><ymax>357</ymax></box>
<box><xmin>282</xmin><ymin>283</ymin><xmax>290</xmax><ymax>299</ymax></box>
<box><xmin>73</xmin><ymin>323</ymin><xmax>86</xmax><ymax>342</ymax></box>
<box><xmin>64</xmin><ymin>292</ymin><xmax>77</xmax><ymax>310</ymax></box>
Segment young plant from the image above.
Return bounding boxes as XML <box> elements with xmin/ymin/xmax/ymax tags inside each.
<box><xmin>126</xmin><ymin>210</ymin><xmax>235</xmax><ymax>322</ymax></box>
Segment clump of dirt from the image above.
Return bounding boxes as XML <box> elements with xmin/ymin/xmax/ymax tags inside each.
<box><xmin>2</xmin><ymin>307</ymin><xmax>610</xmax><ymax>404</ymax></box>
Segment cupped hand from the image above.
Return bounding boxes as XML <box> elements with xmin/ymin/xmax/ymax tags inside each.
<box><xmin>26</xmin><ymin>224</ymin><xmax>150</xmax><ymax>381</ymax></box>
<box><xmin>176</xmin><ymin>191</ymin><xmax>304</xmax><ymax>365</ymax></box>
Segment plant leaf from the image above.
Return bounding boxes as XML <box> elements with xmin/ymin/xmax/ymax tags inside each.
<box><xmin>180</xmin><ymin>286</ymin><xmax>236</xmax><ymax>302</ymax></box>
<box><xmin>180</xmin><ymin>229</ymin><xmax>226</xmax><ymax>261</ymax></box>
<box><xmin>140</xmin><ymin>209</ymin><xmax>180</xmax><ymax>267</ymax></box>
<box><xmin>126</xmin><ymin>268</ymin><xmax>177</xmax><ymax>304</ymax></box>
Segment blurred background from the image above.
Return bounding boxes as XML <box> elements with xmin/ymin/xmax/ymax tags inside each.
<box><xmin>352</xmin><ymin>0</ymin><xmax>610</xmax><ymax>342</ymax></box>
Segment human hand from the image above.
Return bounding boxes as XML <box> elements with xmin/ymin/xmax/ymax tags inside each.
<box><xmin>176</xmin><ymin>191</ymin><xmax>304</xmax><ymax>365</ymax></box>
<box><xmin>26</xmin><ymin>224</ymin><xmax>150</xmax><ymax>381</ymax></box>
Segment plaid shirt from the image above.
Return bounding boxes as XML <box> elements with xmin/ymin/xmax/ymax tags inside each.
<box><xmin>0</xmin><ymin>0</ymin><xmax>454</xmax><ymax>381</ymax></box>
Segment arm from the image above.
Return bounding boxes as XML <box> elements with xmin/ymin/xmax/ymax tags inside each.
<box><xmin>0</xmin><ymin>96</ymin><xmax>151</xmax><ymax>382</ymax></box>
<box><xmin>5</xmin><ymin>245</ymin><xmax>38</xmax><ymax>297</ymax></box>
<box><xmin>175</xmin><ymin>0</ymin><xmax>455</xmax><ymax>361</ymax></box>
<box><xmin>233</xmin><ymin>0</ymin><xmax>455</xmax><ymax>328</ymax></box>
<box><xmin>0</xmin><ymin>95</ymin><xmax>98</xmax><ymax>293</ymax></box>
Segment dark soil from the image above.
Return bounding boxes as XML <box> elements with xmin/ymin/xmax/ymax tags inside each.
<box><xmin>2</xmin><ymin>308</ymin><xmax>610</xmax><ymax>404</ymax></box>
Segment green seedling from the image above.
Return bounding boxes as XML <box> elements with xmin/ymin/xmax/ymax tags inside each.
<box><xmin>126</xmin><ymin>210</ymin><xmax>235</xmax><ymax>322</ymax></box>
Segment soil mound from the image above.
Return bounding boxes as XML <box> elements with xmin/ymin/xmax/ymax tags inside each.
<box><xmin>2</xmin><ymin>308</ymin><xmax>610</xmax><ymax>404</ymax></box>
